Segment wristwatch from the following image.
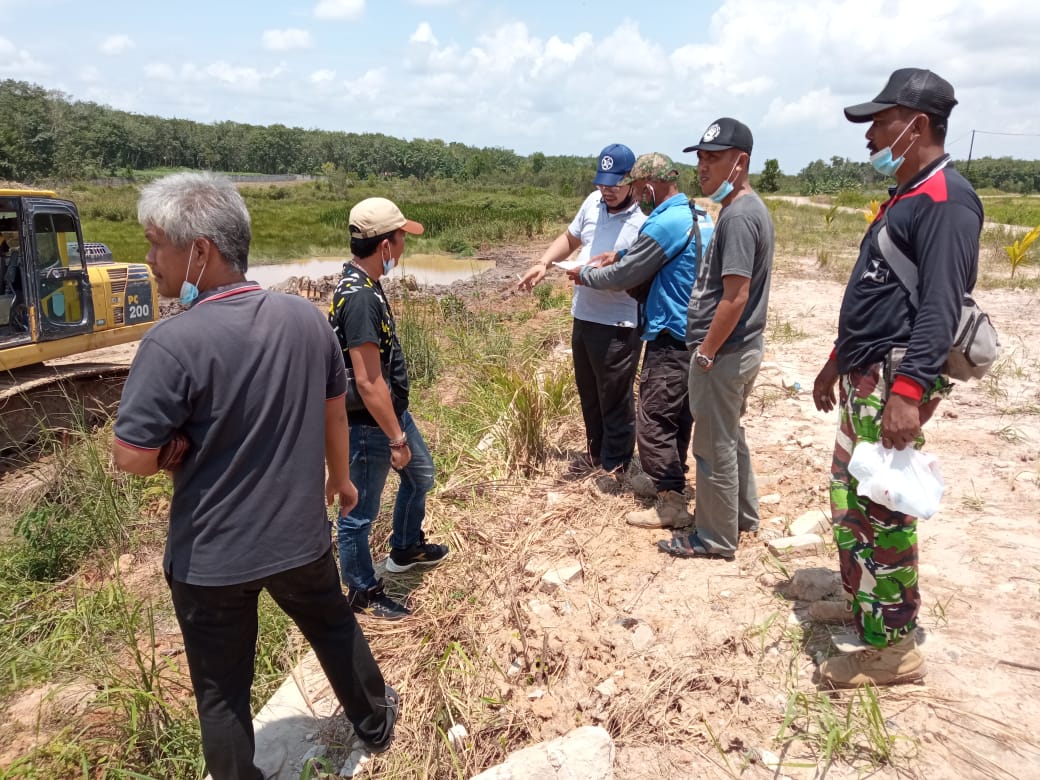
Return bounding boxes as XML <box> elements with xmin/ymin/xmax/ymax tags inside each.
<box><xmin>694</xmin><ymin>350</ymin><xmax>715</xmax><ymax>369</ymax></box>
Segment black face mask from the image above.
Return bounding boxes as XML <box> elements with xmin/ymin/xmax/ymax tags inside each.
<box><xmin>605</xmin><ymin>188</ymin><xmax>634</xmax><ymax>213</ymax></box>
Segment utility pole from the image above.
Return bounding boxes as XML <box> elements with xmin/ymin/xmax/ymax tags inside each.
<box><xmin>966</xmin><ymin>129</ymin><xmax>976</xmax><ymax>174</ymax></box>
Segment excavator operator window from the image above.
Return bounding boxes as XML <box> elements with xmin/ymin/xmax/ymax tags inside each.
<box><xmin>0</xmin><ymin>209</ymin><xmax>23</xmax><ymax>336</ymax></box>
<box><xmin>33</xmin><ymin>212</ymin><xmax>86</xmax><ymax>328</ymax></box>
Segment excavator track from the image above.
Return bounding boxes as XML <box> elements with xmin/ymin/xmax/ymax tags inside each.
<box><xmin>0</xmin><ymin>362</ymin><xmax>131</xmax><ymax>456</ymax></box>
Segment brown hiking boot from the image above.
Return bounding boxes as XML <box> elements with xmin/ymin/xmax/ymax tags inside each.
<box><xmin>818</xmin><ymin>634</ymin><xmax>925</xmax><ymax>688</ymax></box>
<box><xmin>626</xmin><ymin>490</ymin><xmax>692</xmax><ymax>529</ymax></box>
<box><xmin>808</xmin><ymin>597</ymin><xmax>854</xmax><ymax>624</ymax></box>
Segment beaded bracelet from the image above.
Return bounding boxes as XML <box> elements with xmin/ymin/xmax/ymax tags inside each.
<box><xmin>389</xmin><ymin>433</ymin><xmax>409</xmax><ymax>449</ymax></box>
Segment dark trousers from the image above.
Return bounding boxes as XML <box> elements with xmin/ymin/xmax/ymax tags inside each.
<box><xmin>168</xmin><ymin>547</ymin><xmax>392</xmax><ymax>780</ymax></box>
<box><xmin>571</xmin><ymin>318</ymin><xmax>641</xmax><ymax>471</ymax></box>
<box><xmin>637</xmin><ymin>333</ymin><xmax>693</xmax><ymax>493</ymax></box>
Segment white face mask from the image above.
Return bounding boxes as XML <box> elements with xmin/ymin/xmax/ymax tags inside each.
<box><xmin>179</xmin><ymin>243</ymin><xmax>207</xmax><ymax>306</ymax></box>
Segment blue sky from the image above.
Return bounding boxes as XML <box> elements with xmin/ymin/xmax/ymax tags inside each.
<box><xmin>2</xmin><ymin>0</ymin><xmax>1038</xmax><ymax>173</ymax></box>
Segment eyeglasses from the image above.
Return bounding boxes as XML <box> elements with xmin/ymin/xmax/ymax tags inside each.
<box><xmin>596</xmin><ymin>184</ymin><xmax>625</xmax><ymax>193</ymax></box>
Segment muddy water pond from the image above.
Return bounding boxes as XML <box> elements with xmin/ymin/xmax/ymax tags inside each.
<box><xmin>247</xmin><ymin>253</ymin><xmax>495</xmax><ymax>289</ymax></box>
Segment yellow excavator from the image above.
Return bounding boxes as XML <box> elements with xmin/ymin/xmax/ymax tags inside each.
<box><xmin>0</xmin><ymin>188</ymin><xmax>159</xmax><ymax>452</ymax></box>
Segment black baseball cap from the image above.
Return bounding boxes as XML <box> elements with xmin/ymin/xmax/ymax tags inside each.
<box><xmin>683</xmin><ymin>117</ymin><xmax>753</xmax><ymax>155</ymax></box>
<box><xmin>844</xmin><ymin>68</ymin><xmax>958</xmax><ymax>123</ymax></box>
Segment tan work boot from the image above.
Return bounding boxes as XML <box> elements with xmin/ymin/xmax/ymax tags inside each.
<box><xmin>626</xmin><ymin>490</ymin><xmax>691</xmax><ymax>529</ymax></box>
<box><xmin>818</xmin><ymin>634</ymin><xmax>925</xmax><ymax>688</ymax></box>
<box><xmin>808</xmin><ymin>596</ymin><xmax>854</xmax><ymax>624</ymax></box>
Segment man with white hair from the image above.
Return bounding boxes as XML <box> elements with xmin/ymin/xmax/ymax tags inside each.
<box><xmin>112</xmin><ymin>172</ymin><xmax>398</xmax><ymax>779</ymax></box>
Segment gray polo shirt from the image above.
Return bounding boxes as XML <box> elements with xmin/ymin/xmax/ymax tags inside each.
<box><xmin>686</xmin><ymin>191</ymin><xmax>775</xmax><ymax>352</ymax></box>
<box><xmin>114</xmin><ymin>282</ymin><xmax>346</xmax><ymax>586</ymax></box>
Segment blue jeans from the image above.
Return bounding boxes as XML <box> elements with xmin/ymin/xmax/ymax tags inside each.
<box><xmin>338</xmin><ymin>411</ymin><xmax>435</xmax><ymax>590</ymax></box>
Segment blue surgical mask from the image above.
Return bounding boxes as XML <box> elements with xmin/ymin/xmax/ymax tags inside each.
<box><xmin>381</xmin><ymin>247</ymin><xmax>397</xmax><ymax>276</ymax></box>
<box><xmin>708</xmin><ymin>158</ymin><xmax>740</xmax><ymax>203</ymax></box>
<box><xmin>869</xmin><ymin>118</ymin><xmax>918</xmax><ymax>176</ymax></box>
<box><xmin>179</xmin><ymin>244</ymin><xmax>207</xmax><ymax>306</ymax></box>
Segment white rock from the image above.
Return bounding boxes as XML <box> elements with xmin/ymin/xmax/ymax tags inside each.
<box><xmin>789</xmin><ymin>509</ymin><xmax>828</xmax><ymax>537</ymax></box>
<box><xmin>631</xmin><ymin>623</ymin><xmax>655</xmax><ymax>653</ymax></box>
<box><xmin>301</xmin><ymin>744</ymin><xmax>326</xmax><ymax>761</ymax></box>
<box><xmin>338</xmin><ymin>747</ymin><xmax>371</xmax><ymax>777</ymax></box>
<box><xmin>447</xmin><ymin>723</ymin><xmax>469</xmax><ymax>747</ymax></box>
<box><xmin>507</xmin><ymin>658</ymin><xmax>523</xmax><ymax>677</ymax></box>
<box><xmin>759</xmin><ymin>493</ymin><xmax>782</xmax><ymax>505</ymax></box>
<box><xmin>767</xmin><ymin>534</ymin><xmax>826</xmax><ymax>560</ymax></box>
<box><xmin>471</xmin><ymin>726</ymin><xmax>615</xmax><ymax>780</ymax></box>
<box><xmin>540</xmin><ymin>558</ymin><xmax>583</xmax><ymax>593</ymax></box>
<box><xmin>595</xmin><ymin>678</ymin><xmax>619</xmax><ymax>698</ymax></box>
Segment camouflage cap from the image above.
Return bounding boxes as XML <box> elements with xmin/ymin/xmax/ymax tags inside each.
<box><xmin>620</xmin><ymin>153</ymin><xmax>680</xmax><ymax>184</ymax></box>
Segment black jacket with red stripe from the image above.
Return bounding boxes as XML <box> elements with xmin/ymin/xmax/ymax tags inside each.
<box><xmin>835</xmin><ymin>155</ymin><xmax>983</xmax><ymax>399</ymax></box>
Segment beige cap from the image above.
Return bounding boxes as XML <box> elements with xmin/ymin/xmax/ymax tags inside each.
<box><xmin>348</xmin><ymin>197</ymin><xmax>424</xmax><ymax>239</ymax></box>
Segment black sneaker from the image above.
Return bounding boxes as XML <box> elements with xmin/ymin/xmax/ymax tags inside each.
<box><xmin>364</xmin><ymin>685</ymin><xmax>400</xmax><ymax>755</ymax></box>
<box><xmin>348</xmin><ymin>580</ymin><xmax>411</xmax><ymax>620</ymax></box>
<box><xmin>385</xmin><ymin>534</ymin><xmax>449</xmax><ymax>573</ymax></box>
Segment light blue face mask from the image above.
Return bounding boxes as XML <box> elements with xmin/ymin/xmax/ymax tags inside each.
<box><xmin>382</xmin><ymin>246</ymin><xmax>397</xmax><ymax>276</ymax></box>
<box><xmin>708</xmin><ymin>158</ymin><xmax>740</xmax><ymax>203</ymax></box>
<box><xmin>869</xmin><ymin>118</ymin><xmax>918</xmax><ymax>177</ymax></box>
<box><xmin>179</xmin><ymin>244</ymin><xmax>207</xmax><ymax>306</ymax></box>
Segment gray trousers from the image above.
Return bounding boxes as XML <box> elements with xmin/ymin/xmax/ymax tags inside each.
<box><xmin>687</xmin><ymin>339</ymin><xmax>762</xmax><ymax>555</ymax></box>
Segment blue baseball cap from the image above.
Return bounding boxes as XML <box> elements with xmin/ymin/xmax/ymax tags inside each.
<box><xmin>593</xmin><ymin>144</ymin><xmax>636</xmax><ymax>186</ymax></box>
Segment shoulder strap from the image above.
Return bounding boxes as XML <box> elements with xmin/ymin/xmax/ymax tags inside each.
<box><xmin>689</xmin><ymin>202</ymin><xmax>705</xmax><ymax>263</ymax></box>
<box><xmin>877</xmin><ymin>216</ymin><xmax>920</xmax><ymax>311</ymax></box>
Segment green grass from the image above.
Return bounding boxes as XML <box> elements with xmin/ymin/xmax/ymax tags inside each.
<box><xmin>62</xmin><ymin>179</ymin><xmax>582</xmax><ymax>265</ymax></box>
<box><xmin>979</xmin><ymin>196</ymin><xmax>1040</xmax><ymax>228</ymax></box>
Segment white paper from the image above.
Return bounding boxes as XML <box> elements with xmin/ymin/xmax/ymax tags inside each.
<box><xmin>552</xmin><ymin>257</ymin><xmax>586</xmax><ymax>271</ymax></box>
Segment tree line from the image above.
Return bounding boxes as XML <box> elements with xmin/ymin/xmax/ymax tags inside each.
<box><xmin>2</xmin><ymin>79</ymin><xmax>1038</xmax><ymax>195</ymax></box>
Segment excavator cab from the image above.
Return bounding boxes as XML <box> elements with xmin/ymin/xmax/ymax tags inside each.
<box><xmin>0</xmin><ymin>190</ymin><xmax>158</xmax><ymax>371</ymax></box>
<box><xmin>1</xmin><ymin>194</ymin><xmax>91</xmax><ymax>344</ymax></box>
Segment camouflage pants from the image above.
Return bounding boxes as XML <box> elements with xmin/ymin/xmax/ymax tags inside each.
<box><xmin>829</xmin><ymin>363</ymin><xmax>949</xmax><ymax>648</ymax></box>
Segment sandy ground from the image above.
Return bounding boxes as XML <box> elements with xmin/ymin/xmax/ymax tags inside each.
<box><xmin>3</xmin><ymin>237</ymin><xmax>1039</xmax><ymax>779</ymax></box>
<box><xmin>247</xmin><ymin>249</ymin><xmax>1040</xmax><ymax>778</ymax></box>
<box><xmin>502</xmin><ymin>256</ymin><xmax>1040</xmax><ymax>779</ymax></box>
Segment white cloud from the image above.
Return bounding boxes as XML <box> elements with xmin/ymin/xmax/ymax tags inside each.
<box><xmin>262</xmin><ymin>29</ymin><xmax>312</xmax><ymax>51</ymax></box>
<box><xmin>764</xmin><ymin>89</ymin><xmax>843</xmax><ymax>128</ymax></box>
<box><xmin>31</xmin><ymin>1</ymin><xmax>1040</xmax><ymax>172</ymax></box>
<box><xmin>143</xmin><ymin>60</ymin><xmax>284</xmax><ymax>93</ymax></box>
<box><xmin>309</xmin><ymin>68</ymin><xmax>336</xmax><ymax>84</ymax></box>
<box><xmin>144</xmin><ymin>63</ymin><xmax>175</xmax><ymax>81</ymax></box>
<box><xmin>410</xmin><ymin>22</ymin><xmax>438</xmax><ymax>46</ymax></box>
<box><xmin>314</xmin><ymin>0</ymin><xmax>364</xmax><ymax>20</ymax></box>
<box><xmin>0</xmin><ymin>36</ymin><xmax>48</xmax><ymax>75</ymax></box>
<box><xmin>100</xmin><ymin>34</ymin><xmax>135</xmax><ymax>56</ymax></box>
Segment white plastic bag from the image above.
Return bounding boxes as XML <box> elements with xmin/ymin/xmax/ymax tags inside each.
<box><xmin>847</xmin><ymin>440</ymin><xmax>944</xmax><ymax>518</ymax></box>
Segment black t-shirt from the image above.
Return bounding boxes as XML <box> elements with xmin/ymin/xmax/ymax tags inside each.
<box><xmin>328</xmin><ymin>263</ymin><xmax>410</xmax><ymax>425</ymax></box>
<box><xmin>114</xmin><ymin>283</ymin><xmax>347</xmax><ymax>586</ymax></box>
<box><xmin>836</xmin><ymin>157</ymin><xmax>983</xmax><ymax>389</ymax></box>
